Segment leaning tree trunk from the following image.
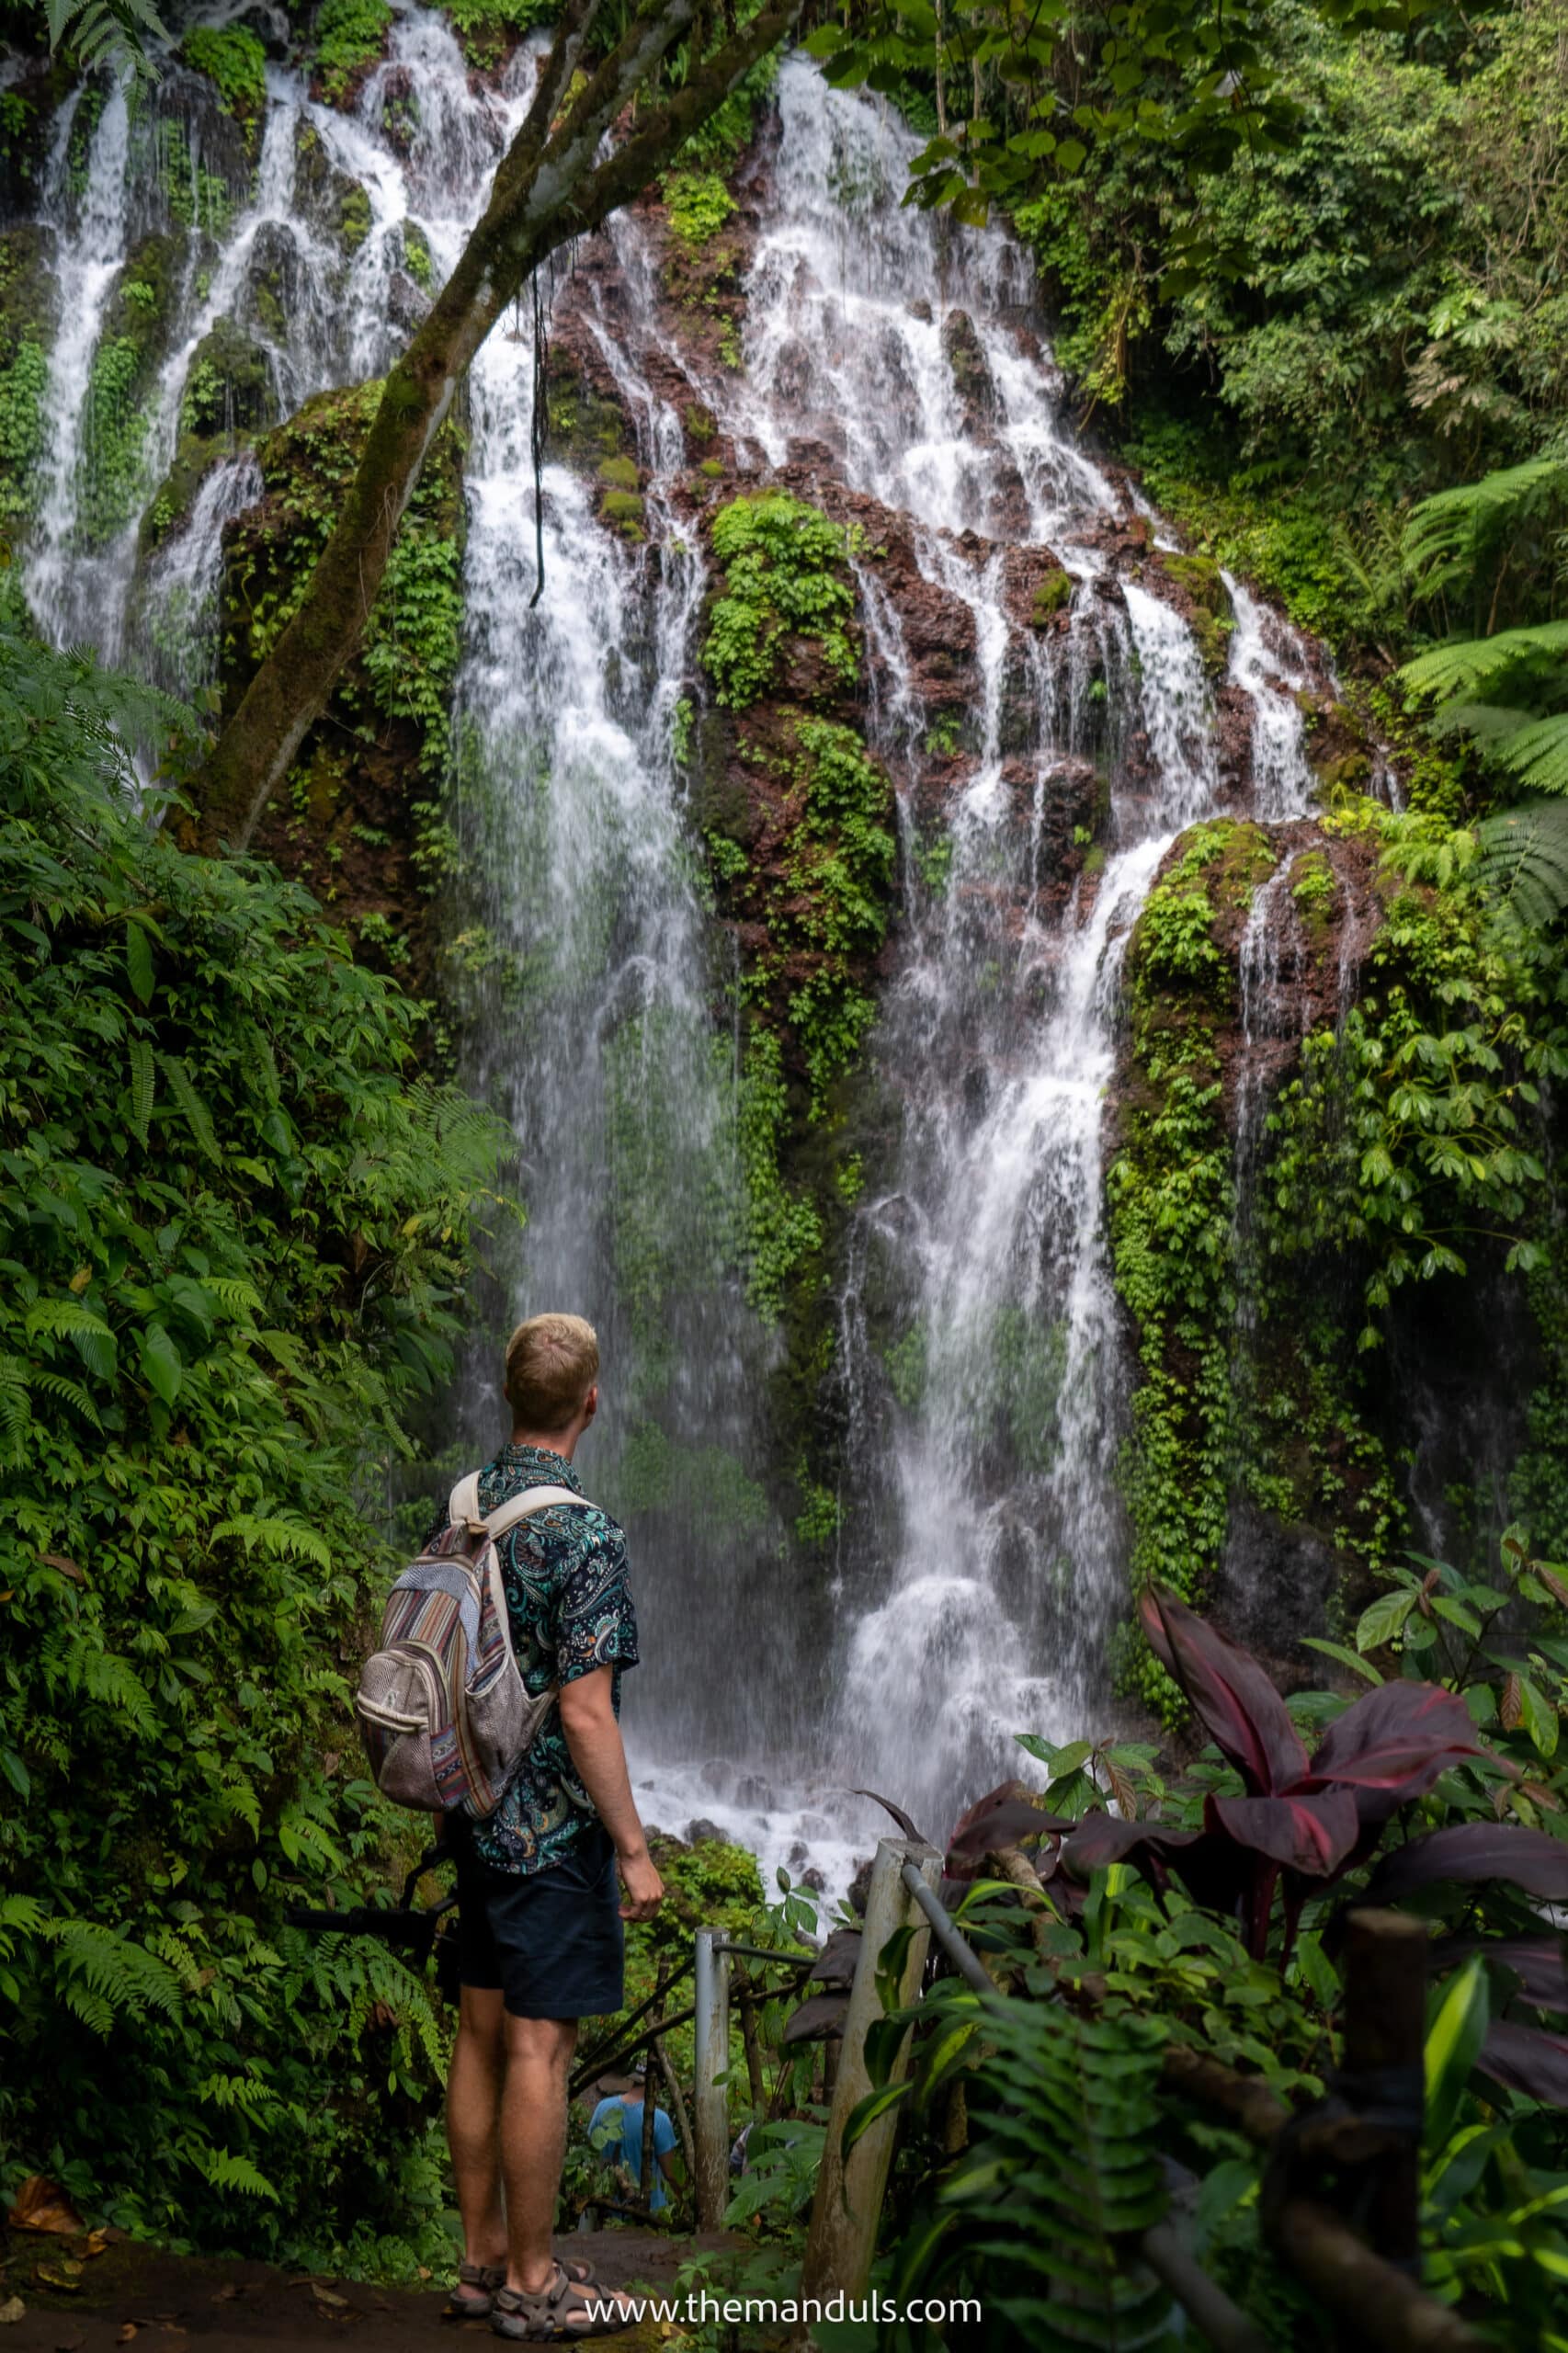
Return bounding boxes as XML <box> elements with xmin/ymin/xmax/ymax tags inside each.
<box><xmin>195</xmin><ymin>0</ymin><xmax>805</xmax><ymax>855</ymax></box>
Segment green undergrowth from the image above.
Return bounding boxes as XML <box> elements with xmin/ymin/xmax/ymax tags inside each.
<box><xmin>181</xmin><ymin>26</ymin><xmax>267</xmax><ymax>125</ymax></box>
<box><xmin>702</xmin><ymin>491</ymin><xmax>861</xmax><ymax>710</ymax></box>
<box><xmin>0</xmin><ymin>595</ymin><xmax>516</xmax><ymax>2268</ymax></box>
<box><xmin>314</xmin><ymin>0</ymin><xmax>393</xmax><ymax>105</ymax></box>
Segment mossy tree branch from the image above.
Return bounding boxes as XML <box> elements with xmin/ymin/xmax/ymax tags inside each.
<box><xmin>195</xmin><ymin>0</ymin><xmax>805</xmax><ymax>853</ymax></box>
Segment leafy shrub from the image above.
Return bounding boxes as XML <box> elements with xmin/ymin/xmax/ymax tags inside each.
<box><xmin>0</xmin><ymin>602</ymin><xmax>514</xmax><ymax>2261</ymax></box>
<box><xmin>181</xmin><ymin>27</ymin><xmax>267</xmax><ymax>119</ymax></box>
<box><xmin>313</xmin><ymin>0</ymin><xmax>392</xmax><ymax>105</ymax></box>
<box><xmin>663</xmin><ymin>170</ymin><xmax>736</xmax><ymax>246</ymax></box>
<box><xmin>702</xmin><ymin>493</ymin><xmax>859</xmax><ymax>709</ymax></box>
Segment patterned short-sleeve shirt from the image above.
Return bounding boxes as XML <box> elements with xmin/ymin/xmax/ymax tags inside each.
<box><xmin>429</xmin><ymin>1441</ymin><xmax>639</xmax><ymax>1875</ymax></box>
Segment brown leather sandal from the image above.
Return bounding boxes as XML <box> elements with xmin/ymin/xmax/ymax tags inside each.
<box><xmin>447</xmin><ymin>2257</ymin><xmax>597</xmax><ymax>2319</ymax></box>
<box><xmin>490</xmin><ymin>2266</ymin><xmax>633</xmax><ymax>2339</ymax></box>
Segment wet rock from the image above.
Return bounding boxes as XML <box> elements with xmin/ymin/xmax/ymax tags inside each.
<box><xmin>1213</xmin><ymin>1503</ymin><xmax>1342</xmax><ymax>1680</ymax></box>
<box><xmin>180</xmin><ymin>313</ymin><xmax>272</xmax><ymax>436</ymax></box>
<box><xmin>940</xmin><ymin>307</ymin><xmax>997</xmax><ymax>433</ymax></box>
<box><xmin>733</xmin><ymin>1774</ymin><xmax>774</xmax><ymax>1810</ymax></box>
<box><xmin>684</xmin><ymin>1818</ymin><xmax>729</xmax><ymax>1846</ymax></box>
<box><xmin>1153</xmin><ymin>549</ymin><xmax>1234</xmax><ymax>678</ymax></box>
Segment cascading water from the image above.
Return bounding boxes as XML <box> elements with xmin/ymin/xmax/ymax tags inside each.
<box><xmin>10</xmin><ymin>18</ymin><xmax>1334</xmax><ymax>1885</ymax></box>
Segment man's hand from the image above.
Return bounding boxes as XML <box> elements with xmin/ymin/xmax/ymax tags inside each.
<box><xmin>618</xmin><ymin>1844</ymin><xmax>664</xmax><ymax>1921</ymax></box>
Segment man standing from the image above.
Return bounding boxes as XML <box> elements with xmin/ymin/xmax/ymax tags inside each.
<box><xmin>440</xmin><ymin>1313</ymin><xmax>662</xmax><ymax>2342</ymax></box>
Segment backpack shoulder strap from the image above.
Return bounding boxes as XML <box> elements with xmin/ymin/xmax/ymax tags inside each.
<box><xmin>483</xmin><ymin>1483</ymin><xmax>594</xmax><ymax>1538</ymax></box>
<box><xmin>449</xmin><ymin>1472</ymin><xmax>483</xmax><ymax>1525</ymax></box>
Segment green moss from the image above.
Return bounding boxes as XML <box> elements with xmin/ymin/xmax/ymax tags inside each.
<box><xmin>1031</xmin><ymin>568</ymin><xmax>1072</xmax><ymax>624</ymax></box>
<box><xmin>684</xmin><ymin>403</ymin><xmax>716</xmax><ymax>443</ymax></box>
<box><xmin>597</xmin><ymin>453</ymin><xmax>640</xmax><ymax>491</ymax></box>
<box><xmin>699</xmin><ymin>457</ymin><xmax>724</xmax><ymax>478</ymax></box>
<box><xmin>1160</xmin><ymin>551</ymin><xmax>1234</xmax><ymax>677</ymax></box>
<box><xmin>599</xmin><ymin>487</ymin><xmax>645</xmax><ymax>541</ymax></box>
<box><xmin>737</xmin><ymin>1026</ymin><xmax>824</xmax><ymax>1322</ymax></box>
<box><xmin>156</xmin><ymin>120</ymin><xmax>239</xmax><ymax>236</ymax></box>
<box><xmin>339</xmin><ymin>184</ymin><xmax>371</xmax><ymax>254</ymax></box>
<box><xmin>401</xmin><ymin>221</ymin><xmax>434</xmax><ymax>290</ymax></box>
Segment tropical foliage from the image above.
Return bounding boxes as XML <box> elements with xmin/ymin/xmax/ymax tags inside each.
<box><xmin>0</xmin><ymin>596</ymin><xmax>515</xmax><ymax>2263</ymax></box>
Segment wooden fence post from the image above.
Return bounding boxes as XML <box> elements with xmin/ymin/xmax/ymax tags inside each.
<box><xmin>801</xmin><ymin>1836</ymin><xmax>942</xmax><ymax>2303</ymax></box>
<box><xmin>692</xmin><ymin>1926</ymin><xmax>731</xmax><ymax>2230</ymax></box>
<box><xmin>1342</xmin><ymin>1906</ymin><xmax>1427</xmax><ymax>2269</ymax></box>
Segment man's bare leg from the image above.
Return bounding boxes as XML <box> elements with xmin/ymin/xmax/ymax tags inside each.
<box><xmin>447</xmin><ymin>1985</ymin><xmax>508</xmax><ymax>2273</ymax></box>
<box><xmin>500</xmin><ymin>2014</ymin><xmax>577</xmax><ymax>2294</ymax></box>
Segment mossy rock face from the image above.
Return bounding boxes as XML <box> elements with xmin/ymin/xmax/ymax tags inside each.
<box><xmin>1031</xmin><ymin>568</ymin><xmax>1072</xmax><ymax>626</ymax></box>
<box><xmin>180</xmin><ymin>314</ymin><xmax>272</xmax><ymax>437</ymax></box>
<box><xmin>544</xmin><ymin>343</ymin><xmax>632</xmax><ymax>472</ymax></box>
<box><xmin>219</xmin><ymin>376</ymin><xmax>468</xmax><ymax>1002</ymax></box>
<box><xmin>599</xmin><ymin>486</ymin><xmax>645</xmax><ymax>540</ymax></box>
<box><xmin>0</xmin><ymin>222</ymin><xmax>58</xmax><ymax>524</ymax></box>
<box><xmin>292</xmin><ymin>118</ymin><xmax>370</xmax><ymax>258</ymax></box>
<box><xmin>69</xmin><ymin>233</ymin><xmax>184</xmax><ymax>551</ymax></box>
<box><xmin>683</xmin><ymin>402</ymin><xmax>716</xmax><ymax>444</ymax></box>
<box><xmin>1159</xmin><ymin>550</ymin><xmax>1234</xmax><ymax>678</ymax></box>
<box><xmin>597</xmin><ymin>453</ymin><xmax>640</xmax><ymax>492</ymax></box>
<box><xmin>941</xmin><ymin>306</ymin><xmax>996</xmax><ymax>421</ymax></box>
<box><xmin>0</xmin><ymin>66</ymin><xmax>59</xmax><ymax>216</ymax></box>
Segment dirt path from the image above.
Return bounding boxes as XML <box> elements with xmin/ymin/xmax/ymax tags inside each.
<box><xmin>0</xmin><ymin>2229</ymin><xmax>744</xmax><ymax>2353</ymax></box>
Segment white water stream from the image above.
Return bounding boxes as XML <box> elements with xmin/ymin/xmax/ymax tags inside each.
<box><xmin>9</xmin><ymin>22</ymin><xmax>1325</xmax><ymax>1894</ymax></box>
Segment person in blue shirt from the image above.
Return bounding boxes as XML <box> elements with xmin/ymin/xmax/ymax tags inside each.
<box><xmin>588</xmin><ymin>2073</ymin><xmax>679</xmax><ymax>2212</ymax></box>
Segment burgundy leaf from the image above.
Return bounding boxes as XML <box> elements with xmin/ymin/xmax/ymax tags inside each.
<box><xmin>1474</xmin><ymin>2019</ymin><xmax>1568</xmax><ymax>2109</ymax></box>
<box><xmin>945</xmin><ymin>1782</ymin><xmax>1074</xmax><ymax>1880</ymax></box>
<box><xmin>853</xmin><ymin>1787</ymin><xmax>927</xmax><ymax>1844</ymax></box>
<box><xmin>1060</xmin><ymin>1810</ymin><xmax>1203</xmax><ymax>1890</ymax></box>
<box><xmin>1433</xmin><ymin>1936</ymin><xmax>1568</xmax><ymax>2015</ymax></box>
<box><xmin>782</xmin><ymin>1992</ymin><xmax>850</xmax><ymax>2046</ymax></box>
<box><xmin>1362</xmin><ymin>1823</ymin><xmax>1568</xmax><ymax>1906</ymax></box>
<box><xmin>1140</xmin><ymin>1586</ymin><xmax>1308</xmax><ymax>1796</ymax></box>
<box><xmin>1208</xmin><ymin>1789</ymin><xmax>1360</xmax><ymax>1879</ymax></box>
<box><xmin>1301</xmin><ymin>1682</ymin><xmax>1488</xmax><ymax>1824</ymax></box>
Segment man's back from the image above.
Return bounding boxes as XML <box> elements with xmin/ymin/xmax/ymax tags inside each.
<box><xmin>431</xmin><ymin>1438</ymin><xmax>639</xmax><ymax>1874</ymax></box>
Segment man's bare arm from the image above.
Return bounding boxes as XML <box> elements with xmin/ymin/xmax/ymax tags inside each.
<box><xmin>558</xmin><ymin>1665</ymin><xmax>663</xmax><ymax>1918</ymax></box>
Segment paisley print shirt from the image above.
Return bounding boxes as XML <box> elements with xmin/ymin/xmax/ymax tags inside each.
<box><xmin>429</xmin><ymin>1442</ymin><xmax>639</xmax><ymax>1875</ymax></box>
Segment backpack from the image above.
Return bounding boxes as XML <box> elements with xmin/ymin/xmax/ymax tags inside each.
<box><xmin>353</xmin><ymin>1473</ymin><xmax>587</xmax><ymax>1817</ymax></box>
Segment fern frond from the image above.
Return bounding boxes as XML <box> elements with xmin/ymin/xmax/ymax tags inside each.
<box><xmin>28</xmin><ymin>1367</ymin><xmax>104</xmax><ymax>1428</ymax></box>
<box><xmin>1403</xmin><ymin>456</ymin><xmax>1568</xmax><ymax>597</ymax></box>
<box><xmin>1474</xmin><ymin>801</ymin><xmax>1568</xmax><ymax>933</ymax></box>
<box><xmin>1397</xmin><ymin>621</ymin><xmax>1568</xmax><ymax>704</ymax></box>
<box><xmin>127</xmin><ymin>1037</ymin><xmax>154</xmax><ymax>1146</ymax></box>
<box><xmin>48</xmin><ymin>0</ymin><xmax>171</xmax><ymax>90</ymax></box>
<box><xmin>211</xmin><ymin>1514</ymin><xmax>333</xmax><ymax>1570</ymax></box>
<box><xmin>1494</xmin><ymin>710</ymin><xmax>1568</xmax><ymax>797</ymax></box>
<box><xmin>49</xmin><ymin>1921</ymin><xmax>185</xmax><ymax>2029</ymax></box>
<box><xmin>156</xmin><ymin>1053</ymin><xmax>221</xmax><ymax>1163</ymax></box>
<box><xmin>189</xmin><ymin>2145</ymin><xmax>279</xmax><ymax>2201</ymax></box>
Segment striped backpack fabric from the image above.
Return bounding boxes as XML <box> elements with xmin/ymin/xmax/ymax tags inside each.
<box><xmin>353</xmin><ymin>1473</ymin><xmax>583</xmax><ymax>1817</ymax></box>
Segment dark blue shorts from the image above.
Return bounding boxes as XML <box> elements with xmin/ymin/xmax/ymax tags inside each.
<box><xmin>454</xmin><ymin>1824</ymin><xmax>624</xmax><ymax>2020</ymax></box>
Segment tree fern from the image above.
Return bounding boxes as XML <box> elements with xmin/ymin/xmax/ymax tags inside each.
<box><xmin>1397</xmin><ymin>621</ymin><xmax>1568</xmax><ymax>704</ymax></box>
<box><xmin>1474</xmin><ymin>801</ymin><xmax>1568</xmax><ymax>933</ymax></box>
<box><xmin>46</xmin><ymin>0</ymin><xmax>170</xmax><ymax>88</ymax></box>
<box><xmin>1403</xmin><ymin>456</ymin><xmax>1568</xmax><ymax>603</ymax></box>
<box><xmin>1493</xmin><ymin>711</ymin><xmax>1568</xmax><ymax>796</ymax></box>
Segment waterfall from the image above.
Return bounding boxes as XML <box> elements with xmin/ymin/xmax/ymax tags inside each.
<box><xmin>10</xmin><ymin>22</ymin><xmax>1334</xmax><ymax>1887</ymax></box>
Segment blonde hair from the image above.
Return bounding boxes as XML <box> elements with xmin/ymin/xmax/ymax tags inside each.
<box><xmin>504</xmin><ymin>1313</ymin><xmax>600</xmax><ymax>1432</ymax></box>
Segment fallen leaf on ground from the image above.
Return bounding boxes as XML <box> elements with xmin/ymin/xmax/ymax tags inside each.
<box><xmin>54</xmin><ymin>2336</ymin><xmax>84</xmax><ymax>2352</ymax></box>
<box><xmin>71</xmin><ymin>2234</ymin><xmax>107</xmax><ymax>2262</ymax></box>
<box><xmin>209</xmin><ymin>2285</ymin><xmax>238</xmax><ymax>2303</ymax></box>
<box><xmin>0</xmin><ymin>2300</ymin><xmax>23</xmax><ymax>2327</ymax></box>
<box><xmin>35</xmin><ymin>2264</ymin><xmax>83</xmax><ymax>2291</ymax></box>
<box><xmin>312</xmin><ymin>2288</ymin><xmax>347</xmax><ymax>2310</ymax></box>
<box><xmin>116</xmin><ymin>2326</ymin><xmax>137</xmax><ymax>2344</ymax></box>
<box><xmin>7</xmin><ymin>2178</ymin><xmax>85</xmax><ymax>2236</ymax></box>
